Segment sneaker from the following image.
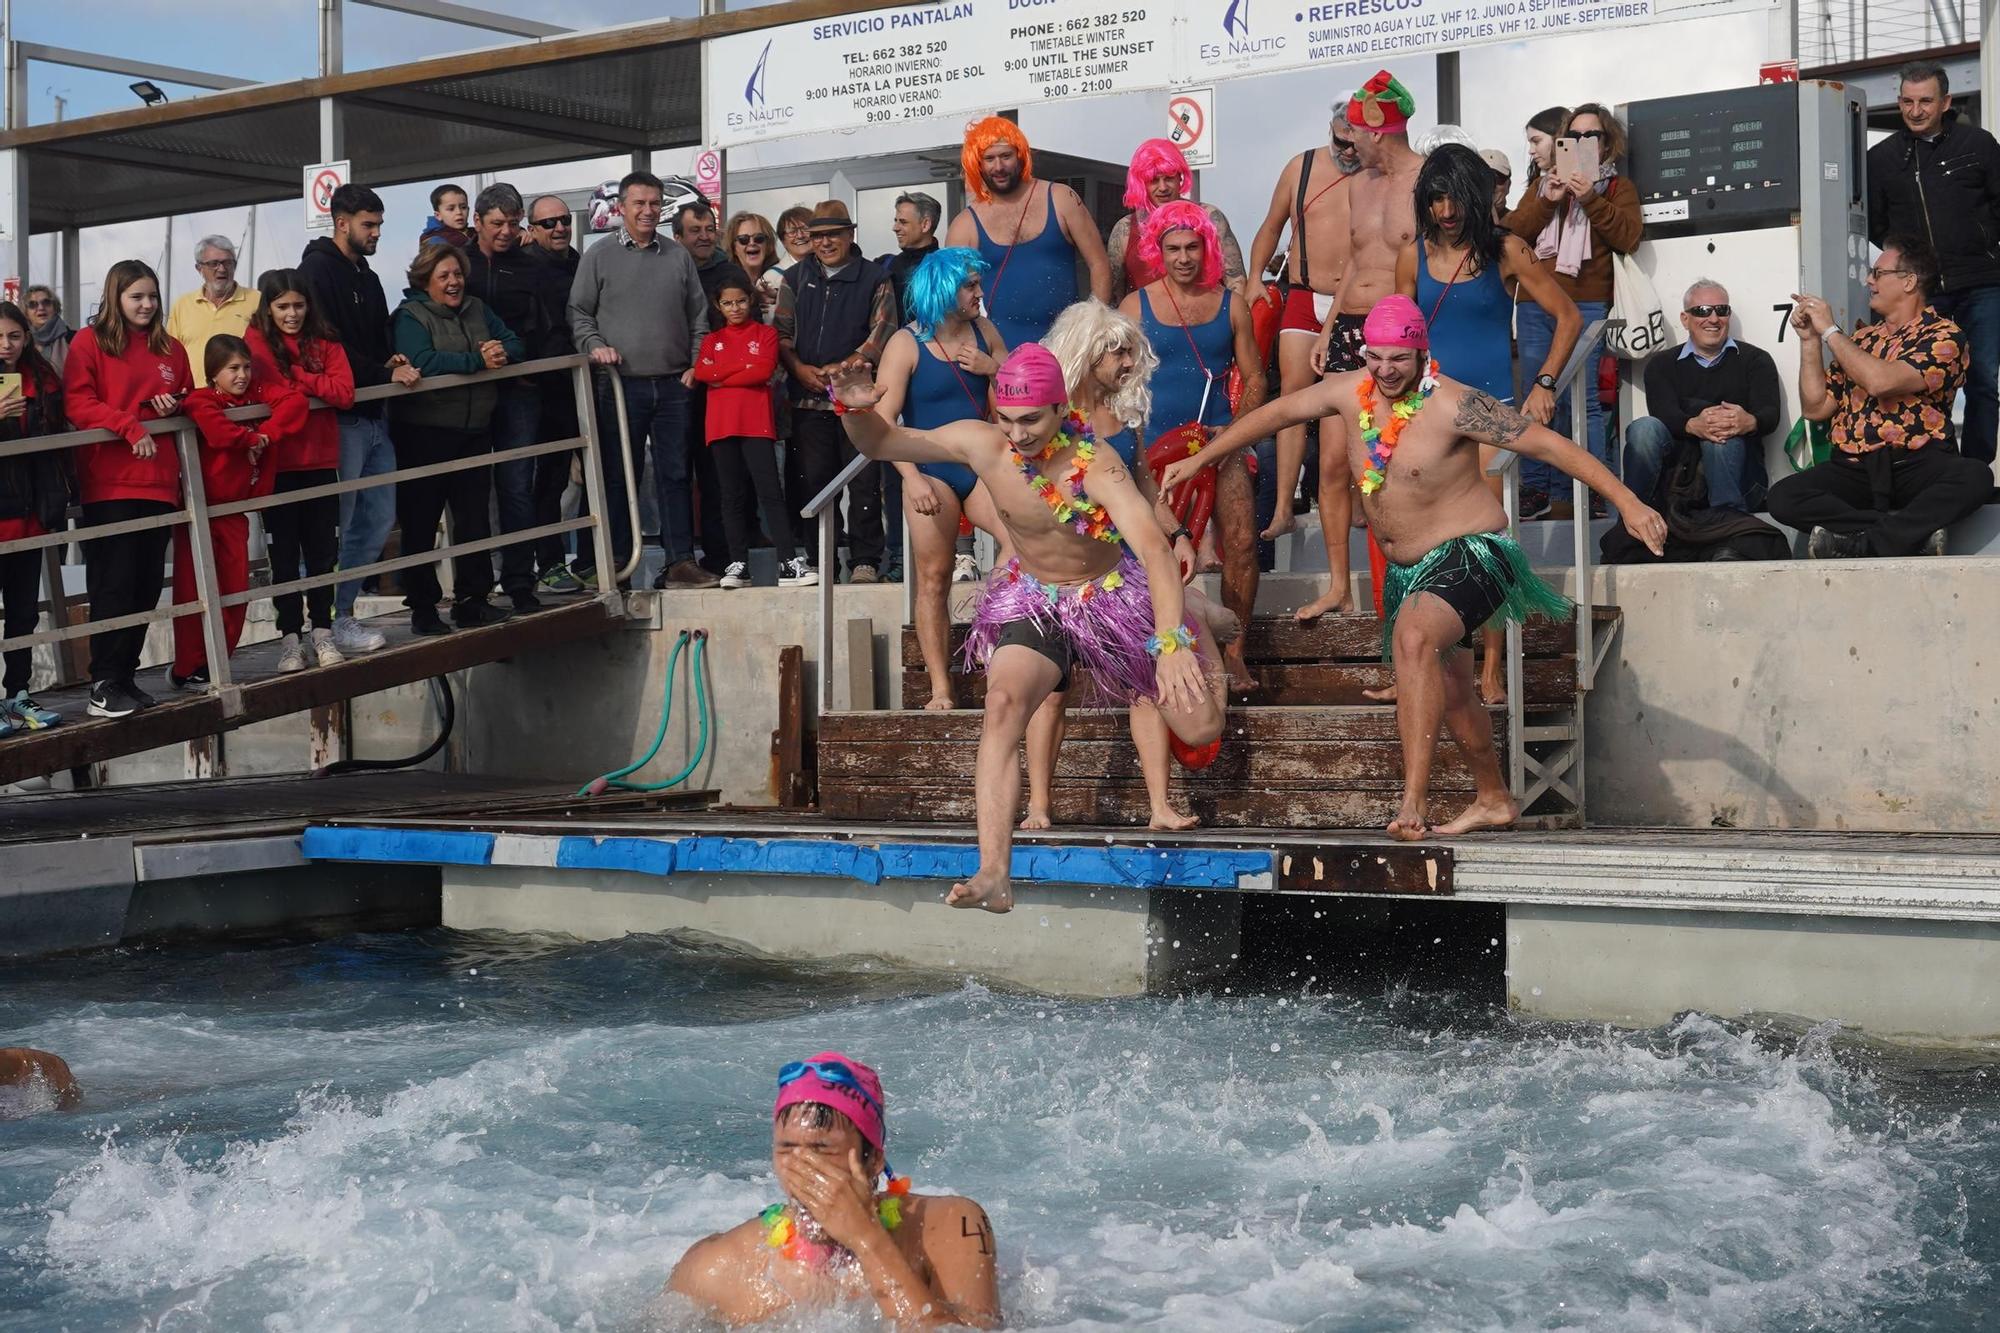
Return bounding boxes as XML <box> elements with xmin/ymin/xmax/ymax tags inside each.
<box><xmin>1518</xmin><ymin>488</ymin><xmax>1552</xmax><ymax>521</ymax></box>
<box><xmin>538</xmin><ymin>565</ymin><xmax>584</xmax><ymax>594</ymax></box>
<box><xmin>411</xmin><ymin>609</ymin><xmax>454</xmax><ymax>637</ymax></box>
<box><xmin>1923</xmin><ymin>529</ymin><xmax>1949</xmax><ymax>557</ymax></box>
<box><xmin>310</xmin><ymin>628</ymin><xmax>345</xmax><ymax>668</ymax></box>
<box><xmin>6</xmin><ymin>690</ymin><xmax>61</xmax><ymax>728</ymax></box>
<box><xmin>127</xmin><ymin>680</ymin><xmax>159</xmax><ymax>709</ymax></box>
<box><xmin>0</xmin><ymin>711</ymin><xmax>13</xmax><ymax>738</ymax></box>
<box><xmin>510</xmin><ymin>589</ymin><xmax>543</xmax><ymax>613</ymax></box>
<box><xmin>332</xmin><ymin>615</ymin><xmax>387</xmax><ymax>654</ymax></box>
<box><xmin>880</xmin><ymin>560</ymin><xmax>904</xmax><ymax>583</ymax></box>
<box><xmin>718</xmin><ymin>561</ymin><xmax>750</xmax><ymax>590</ymax></box>
<box><xmin>453</xmin><ymin>598</ymin><xmax>513</xmax><ymax>628</ymax></box>
<box><xmin>276</xmin><ymin>633</ymin><xmax>307</xmax><ymax>673</ymax></box>
<box><xmin>952</xmin><ymin>553</ymin><xmax>979</xmax><ymax>583</ymax></box>
<box><xmin>778</xmin><ymin>557</ymin><xmax>819</xmax><ymax>588</ymax></box>
<box><xmin>569</xmin><ymin>565</ymin><xmax>601</xmax><ymax>592</ymax></box>
<box><xmin>662</xmin><ymin>559</ymin><xmax>722</xmax><ymax>590</ymax></box>
<box><xmin>87</xmin><ymin>680</ymin><xmax>141</xmax><ymax>719</ymax></box>
<box><xmin>1806</xmin><ymin>526</ymin><xmax>1871</xmax><ymax>559</ymax></box>
<box><xmin>849</xmin><ymin>564</ymin><xmax>879</xmax><ymax>585</ymax></box>
<box><xmin>169</xmin><ymin>668</ymin><xmax>210</xmax><ymax>691</ymax></box>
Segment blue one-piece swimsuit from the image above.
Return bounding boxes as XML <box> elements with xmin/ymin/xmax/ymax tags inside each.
<box><xmin>974</xmin><ymin>185</ymin><xmax>1080</xmax><ymax>350</ymax></box>
<box><xmin>905</xmin><ymin>326</ymin><xmax>991</xmax><ymax>502</ymax></box>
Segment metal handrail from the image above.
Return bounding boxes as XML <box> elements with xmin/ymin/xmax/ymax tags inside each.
<box><xmin>0</xmin><ymin>354</ymin><xmax>619</xmax><ymax>715</ymax></box>
<box><xmin>799</xmin><ymin>440</ymin><xmax>877</xmax><ymax>713</ymax></box>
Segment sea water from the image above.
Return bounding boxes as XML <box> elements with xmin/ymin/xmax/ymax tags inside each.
<box><xmin>1</xmin><ymin>929</ymin><xmax>1995</xmax><ymax>1331</ymax></box>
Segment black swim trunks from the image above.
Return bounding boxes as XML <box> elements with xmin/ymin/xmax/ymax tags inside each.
<box><xmin>994</xmin><ymin>616</ymin><xmax>1074</xmax><ymax>691</ymax></box>
<box><xmin>1322</xmin><ymin>312</ymin><xmax>1369</xmax><ymax>375</ymax></box>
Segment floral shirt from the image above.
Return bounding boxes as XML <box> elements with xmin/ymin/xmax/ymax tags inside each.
<box><xmin>1828</xmin><ymin>307</ymin><xmax>1966</xmax><ymax>454</ymax></box>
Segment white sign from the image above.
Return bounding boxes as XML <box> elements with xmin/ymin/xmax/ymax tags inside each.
<box><xmin>1167</xmin><ymin>86</ymin><xmax>1214</xmax><ymax>168</ymax></box>
<box><xmin>304</xmin><ymin>160</ymin><xmax>350</xmax><ymax>233</ymax></box>
<box><xmin>707</xmin><ymin>0</ymin><xmax>1174</xmax><ymax>146</ymax></box>
<box><xmin>695</xmin><ymin>148</ymin><xmax>725</xmax><ymax>215</ymax></box>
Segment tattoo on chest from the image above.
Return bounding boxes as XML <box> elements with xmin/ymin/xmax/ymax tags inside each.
<box><xmin>1454</xmin><ymin>390</ymin><xmax>1531</xmax><ymax>447</ymax></box>
<box><xmin>960</xmin><ymin>1213</ymin><xmax>993</xmax><ymax>1256</ymax></box>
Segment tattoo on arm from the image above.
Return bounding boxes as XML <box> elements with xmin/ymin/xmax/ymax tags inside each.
<box><xmin>959</xmin><ymin>1212</ymin><xmax>993</xmax><ymax>1256</ymax></box>
<box><xmin>1453</xmin><ymin>389</ymin><xmax>1531</xmax><ymax>447</ymax></box>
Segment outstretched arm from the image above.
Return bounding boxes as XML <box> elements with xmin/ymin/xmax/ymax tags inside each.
<box><xmin>1454</xmin><ymin>387</ymin><xmax>1666</xmax><ymax>555</ymax></box>
<box><xmin>1160</xmin><ymin>375</ymin><xmax>1347</xmax><ymax>492</ymax></box>
<box><xmin>832</xmin><ymin>363</ymin><xmax>988</xmax><ymax>465</ymax></box>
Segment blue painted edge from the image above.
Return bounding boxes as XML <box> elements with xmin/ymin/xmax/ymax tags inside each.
<box><xmin>303</xmin><ymin>828</ymin><xmax>1272</xmax><ymax>891</ymax></box>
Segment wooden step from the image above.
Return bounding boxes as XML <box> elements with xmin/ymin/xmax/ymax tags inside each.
<box><xmin>903</xmin><ymin>657</ymin><xmax>1575</xmax><ymax>710</ymax></box>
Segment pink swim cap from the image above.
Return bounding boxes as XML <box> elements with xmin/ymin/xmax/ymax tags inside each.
<box><xmin>1362</xmin><ymin>295</ymin><xmax>1429</xmax><ymax>351</ymax></box>
<box><xmin>774</xmin><ymin>1051</ymin><xmax>887</xmax><ymax>1157</ymax></box>
<box><xmin>994</xmin><ymin>343</ymin><xmax>1068</xmax><ymax>408</ymax></box>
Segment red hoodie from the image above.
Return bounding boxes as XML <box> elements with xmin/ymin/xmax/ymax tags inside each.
<box><xmin>62</xmin><ymin>325</ymin><xmax>195</xmax><ymax>506</ymax></box>
<box><xmin>691</xmin><ymin>321</ymin><xmax>778</xmax><ymax>443</ymax></box>
<box><xmin>184</xmin><ymin>380</ymin><xmax>309</xmax><ymax>505</ymax></box>
<box><xmin>245</xmin><ymin>327</ymin><xmax>355</xmax><ymax>472</ymax></box>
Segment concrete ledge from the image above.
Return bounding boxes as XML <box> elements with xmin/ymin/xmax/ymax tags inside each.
<box><xmin>0</xmin><ymin>836</ymin><xmax>135</xmax><ymax>956</ymax></box>
<box><xmin>134</xmin><ymin>835</ymin><xmax>308</xmax><ymax>882</ymax></box>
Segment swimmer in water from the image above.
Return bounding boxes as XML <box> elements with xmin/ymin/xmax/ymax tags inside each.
<box><xmin>0</xmin><ymin>1046</ymin><xmax>81</xmax><ymax>1111</ymax></box>
<box><xmin>667</xmin><ymin>1052</ymin><xmax>1001</xmax><ymax>1328</ymax></box>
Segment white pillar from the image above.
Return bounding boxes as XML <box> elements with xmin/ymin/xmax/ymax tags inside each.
<box><xmin>1983</xmin><ymin>0</ymin><xmax>1997</xmax><ymax>133</ymax></box>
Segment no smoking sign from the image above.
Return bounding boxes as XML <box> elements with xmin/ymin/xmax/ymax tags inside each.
<box><xmin>1168</xmin><ymin>88</ymin><xmax>1214</xmax><ymax>168</ymax></box>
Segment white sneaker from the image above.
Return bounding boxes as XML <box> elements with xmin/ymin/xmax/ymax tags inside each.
<box><xmin>311</xmin><ymin>628</ymin><xmax>345</xmax><ymax>668</ymax></box>
<box><xmin>778</xmin><ymin>557</ymin><xmax>819</xmax><ymax>587</ymax></box>
<box><xmin>719</xmin><ymin>561</ymin><xmax>749</xmax><ymax>590</ymax></box>
<box><xmin>332</xmin><ymin>615</ymin><xmax>386</xmax><ymax>653</ymax></box>
<box><xmin>275</xmin><ymin>633</ymin><xmax>306</xmax><ymax>673</ymax></box>
<box><xmin>952</xmin><ymin>553</ymin><xmax>979</xmax><ymax>583</ymax></box>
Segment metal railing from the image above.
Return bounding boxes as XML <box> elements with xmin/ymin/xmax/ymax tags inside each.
<box><xmin>0</xmin><ymin>353</ymin><xmax>641</xmax><ymax>715</ymax></box>
<box><xmin>800</xmin><ymin>446</ymin><xmax>875</xmax><ymax>713</ymax></box>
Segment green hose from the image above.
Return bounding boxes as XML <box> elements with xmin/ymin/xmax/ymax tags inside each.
<box><xmin>577</xmin><ymin>629</ymin><xmax>712</xmax><ymax>796</ymax></box>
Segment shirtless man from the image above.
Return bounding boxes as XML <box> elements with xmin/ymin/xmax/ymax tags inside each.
<box><xmin>667</xmin><ymin>1051</ymin><xmax>1001</xmax><ymax>1328</ymax></box>
<box><xmin>1164</xmin><ymin>296</ymin><xmax>1665</xmax><ymax>839</ymax></box>
<box><xmin>835</xmin><ymin>344</ymin><xmax>1226</xmax><ymax>912</ymax></box>
<box><xmin>1247</xmin><ymin>107</ymin><xmax>1362</xmax><ymax>569</ymax></box>
<box><xmin>945</xmin><ymin>117</ymin><xmax>1112</xmax><ymax>350</ymax></box>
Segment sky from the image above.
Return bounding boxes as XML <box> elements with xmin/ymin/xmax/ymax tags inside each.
<box><xmin>18</xmin><ymin>0</ymin><xmax>1786</xmax><ymax>313</ymax></box>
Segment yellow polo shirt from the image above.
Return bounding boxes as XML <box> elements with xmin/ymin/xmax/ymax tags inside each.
<box><xmin>167</xmin><ymin>287</ymin><xmax>262</xmax><ymax>386</ymax></box>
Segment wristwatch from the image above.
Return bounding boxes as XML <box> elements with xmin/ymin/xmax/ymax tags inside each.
<box><xmin>1168</xmin><ymin>525</ymin><xmax>1192</xmax><ymax>544</ymax></box>
<box><xmin>1534</xmin><ymin>373</ymin><xmax>1558</xmax><ymax>391</ymax></box>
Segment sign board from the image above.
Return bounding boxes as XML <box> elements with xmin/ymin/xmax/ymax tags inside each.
<box><xmin>304</xmin><ymin>160</ymin><xmax>350</xmax><ymax>234</ymax></box>
<box><xmin>1</xmin><ymin>277</ymin><xmax>17</xmax><ymax>305</ymax></box>
<box><xmin>694</xmin><ymin>148</ymin><xmax>725</xmax><ymax>215</ymax></box>
<box><xmin>1759</xmin><ymin>59</ymin><xmax>1800</xmax><ymax>83</ymax></box>
<box><xmin>705</xmin><ymin>0</ymin><xmax>1778</xmax><ymax>147</ymax></box>
<box><xmin>1168</xmin><ymin>87</ymin><xmax>1214</xmax><ymax>168</ymax></box>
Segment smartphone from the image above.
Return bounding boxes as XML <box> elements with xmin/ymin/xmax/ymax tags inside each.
<box><xmin>0</xmin><ymin>373</ymin><xmax>19</xmax><ymax>400</ymax></box>
<box><xmin>1554</xmin><ymin>135</ymin><xmax>1600</xmax><ymax>181</ymax></box>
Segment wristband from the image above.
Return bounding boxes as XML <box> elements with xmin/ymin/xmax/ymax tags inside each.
<box><xmin>1146</xmin><ymin>625</ymin><xmax>1196</xmax><ymax>657</ymax></box>
<box><xmin>1168</xmin><ymin>526</ymin><xmax>1192</xmax><ymax>544</ymax></box>
<box><xmin>824</xmin><ymin>384</ymin><xmax>852</xmax><ymax>416</ymax></box>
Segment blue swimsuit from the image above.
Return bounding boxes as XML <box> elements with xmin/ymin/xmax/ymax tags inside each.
<box><xmin>1417</xmin><ymin>255</ymin><xmax>1514</xmax><ymax>403</ymax></box>
<box><xmin>1141</xmin><ymin>288</ymin><xmax>1235</xmax><ymax>433</ymax></box>
<box><xmin>904</xmin><ymin>327</ymin><xmax>990</xmax><ymax>502</ymax></box>
<box><xmin>974</xmin><ymin>185</ymin><xmax>1080</xmax><ymax>350</ymax></box>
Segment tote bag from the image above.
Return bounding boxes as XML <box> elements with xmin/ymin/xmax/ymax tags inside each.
<box><xmin>1603</xmin><ymin>250</ymin><xmax>1672</xmax><ymax>360</ymax></box>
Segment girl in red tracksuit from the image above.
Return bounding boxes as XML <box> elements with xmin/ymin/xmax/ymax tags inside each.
<box><xmin>246</xmin><ymin>268</ymin><xmax>356</xmax><ymax>667</ymax></box>
<box><xmin>692</xmin><ymin>278</ymin><xmax>809</xmax><ymax>588</ymax></box>
<box><xmin>172</xmin><ymin>336</ymin><xmax>307</xmax><ymax>687</ymax></box>
<box><xmin>62</xmin><ymin>259</ymin><xmax>194</xmax><ymax>719</ymax></box>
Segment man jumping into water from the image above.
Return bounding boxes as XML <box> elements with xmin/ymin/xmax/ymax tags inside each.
<box><xmin>1163</xmin><ymin>295</ymin><xmax>1665</xmax><ymax>839</ymax></box>
<box><xmin>667</xmin><ymin>1051</ymin><xmax>1001</xmax><ymax>1327</ymax></box>
<box><xmin>834</xmin><ymin>343</ymin><xmax>1227</xmax><ymax>911</ymax></box>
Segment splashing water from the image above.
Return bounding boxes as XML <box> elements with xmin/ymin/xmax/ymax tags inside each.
<box><xmin>1</xmin><ymin>930</ymin><xmax>1995</xmax><ymax>1331</ymax></box>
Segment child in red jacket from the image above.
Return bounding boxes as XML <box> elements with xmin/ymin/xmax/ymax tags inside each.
<box><xmin>62</xmin><ymin>259</ymin><xmax>193</xmax><ymax>719</ymax></box>
<box><xmin>246</xmin><ymin>269</ymin><xmax>357</xmax><ymax>667</ymax></box>
<box><xmin>170</xmin><ymin>336</ymin><xmax>307</xmax><ymax>688</ymax></box>
<box><xmin>692</xmin><ymin>279</ymin><xmax>813</xmax><ymax>588</ymax></box>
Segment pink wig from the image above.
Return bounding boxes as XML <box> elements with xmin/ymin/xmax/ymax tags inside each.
<box><xmin>1123</xmin><ymin>138</ymin><xmax>1191</xmax><ymax>212</ymax></box>
<box><xmin>1136</xmin><ymin>200</ymin><xmax>1223</xmax><ymax>290</ymax></box>
<box><xmin>962</xmin><ymin>117</ymin><xmax>1033</xmax><ymax>205</ymax></box>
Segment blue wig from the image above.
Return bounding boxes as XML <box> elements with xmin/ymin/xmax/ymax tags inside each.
<box><xmin>905</xmin><ymin>247</ymin><xmax>991</xmax><ymax>339</ymax></box>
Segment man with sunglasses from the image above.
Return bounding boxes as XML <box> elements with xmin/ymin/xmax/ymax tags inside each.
<box><xmin>21</xmin><ymin>286</ymin><xmax>71</xmax><ymax>376</ymax></box>
<box><xmin>1623</xmin><ymin>281</ymin><xmax>1780</xmax><ymax>515</ymax></box>
<box><xmin>667</xmin><ymin>1051</ymin><xmax>1000</xmax><ymax>1328</ymax></box>
<box><xmin>519</xmin><ymin>195</ymin><xmax>586</xmax><ymax>592</ymax></box>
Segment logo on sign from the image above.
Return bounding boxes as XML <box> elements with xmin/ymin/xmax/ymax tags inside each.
<box><xmin>1201</xmin><ymin>0</ymin><xmax>1285</xmax><ymax>60</ymax></box>
<box><xmin>1222</xmin><ymin>0</ymin><xmax>1251</xmax><ymax>38</ymax></box>
<box><xmin>745</xmin><ymin>39</ymin><xmax>772</xmax><ymax>107</ymax></box>
<box><xmin>729</xmin><ymin>38</ymin><xmax>795</xmax><ymax>130</ymax></box>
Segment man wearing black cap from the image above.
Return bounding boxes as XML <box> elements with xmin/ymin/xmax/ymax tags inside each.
<box><xmin>776</xmin><ymin>201</ymin><xmax>898</xmax><ymax>581</ymax></box>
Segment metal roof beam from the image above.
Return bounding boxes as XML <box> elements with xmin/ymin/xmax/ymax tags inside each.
<box><xmin>346</xmin><ymin>88</ymin><xmax>654</xmax><ymax>150</ymax></box>
<box><xmin>348</xmin><ymin>0</ymin><xmax>570</xmax><ymax>40</ymax></box>
<box><xmin>13</xmin><ymin>43</ymin><xmax>254</xmax><ymax>92</ymax></box>
<box><xmin>39</xmin><ymin>140</ymin><xmax>299</xmax><ymax>189</ymax></box>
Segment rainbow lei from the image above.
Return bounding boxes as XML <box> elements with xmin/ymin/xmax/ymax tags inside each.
<box><xmin>760</xmin><ymin>1176</ymin><xmax>910</xmax><ymax>1269</ymax></box>
<box><xmin>1012</xmin><ymin>409</ymin><xmax>1122</xmax><ymax>544</ymax></box>
<box><xmin>1356</xmin><ymin>359</ymin><xmax>1440</xmax><ymax>495</ymax></box>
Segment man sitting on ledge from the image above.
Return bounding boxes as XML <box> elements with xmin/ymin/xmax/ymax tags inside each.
<box><xmin>1624</xmin><ymin>279</ymin><xmax>1780</xmax><ymax>514</ymax></box>
<box><xmin>1771</xmin><ymin>236</ymin><xmax>1987</xmax><ymax>557</ymax></box>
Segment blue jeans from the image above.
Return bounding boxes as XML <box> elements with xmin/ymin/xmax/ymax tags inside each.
<box><xmin>1623</xmin><ymin>416</ymin><xmax>1767</xmax><ymax>513</ymax></box>
<box><xmin>1518</xmin><ymin>298</ymin><xmax>1611</xmax><ymax>495</ymax></box>
<box><xmin>335</xmin><ymin>412</ymin><xmax>397</xmax><ymax>616</ymax></box>
<box><xmin>581</xmin><ymin>373</ymin><xmax>690</xmax><ymax>576</ymax></box>
<box><xmin>490</xmin><ymin>383</ymin><xmax>542</xmax><ymax>596</ymax></box>
<box><xmin>1934</xmin><ymin>284</ymin><xmax>2000</xmax><ymax>464</ymax></box>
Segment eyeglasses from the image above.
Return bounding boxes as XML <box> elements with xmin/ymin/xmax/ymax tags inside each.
<box><xmin>197</xmin><ymin>258</ymin><xmax>236</xmax><ymax>270</ymax></box>
<box><xmin>783</xmin><ymin>226</ymin><xmax>810</xmax><ymax>240</ymax></box>
<box><xmin>777</xmin><ymin>1060</ymin><xmax>881</xmax><ymax>1113</ymax></box>
<box><xmin>529</xmin><ymin>216</ymin><xmax>571</xmax><ymax>230</ymax></box>
<box><xmin>1685</xmin><ymin>303</ymin><xmax>1731</xmax><ymax>317</ymax></box>
<box><xmin>1867</xmin><ymin>266</ymin><xmax>1912</xmax><ymax>281</ymax></box>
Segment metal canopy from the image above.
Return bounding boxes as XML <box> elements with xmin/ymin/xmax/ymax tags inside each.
<box><xmin>1</xmin><ymin>0</ymin><xmax>915</xmax><ymax>234</ymax></box>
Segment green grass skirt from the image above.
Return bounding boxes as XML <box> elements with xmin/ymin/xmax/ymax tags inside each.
<box><xmin>1380</xmin><ymin>532</ymin><xmax>1573</xmax><ymax>660</ymax></box>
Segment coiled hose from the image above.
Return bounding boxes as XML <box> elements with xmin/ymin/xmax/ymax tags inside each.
<box><xmin>577</xmin><ymin>629</ymin><xmax>711</xmax><ymax>796</ymax></box>
<box><xmin>313</xmin><ymin>676</ymin><xmax>455</xmax><ymax>777</ymax></box>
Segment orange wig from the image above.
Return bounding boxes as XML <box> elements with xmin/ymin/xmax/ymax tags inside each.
<box><xmin>962</xmin><ymin>116</ymin><xmax>1034</xmax><ymax>204</ymax></box>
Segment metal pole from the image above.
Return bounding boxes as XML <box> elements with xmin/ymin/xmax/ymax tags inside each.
<box><xmin>817</xmin><ymin>511</ymin><xmax>834</xmax><ymax>713</ymax></box>
<box><xmin>573</xmin><ymin>361</ymin><xmax>614</xmax><ymax>602</ymax></box>
<box><xmin>319</xmin><ymin>0</ymin><xmax>344</xmax><ymax>77</ymax></box>
<box><xmin>1570</xmin><ymin>373</ymin><xmax>1593</xmax><ymax>688</ymax></box>
<box><xmin>172</xmin><ymin>426</ymin><xmax>242</xmax><ymax>716</ymax></box>
<box><xmin>1503</xmin><ymin>460</ymin><xmax>1523</xmax><ymax>798</ymax></box>
<box><xmin>608</xmin><ymin>372</ymin><xmax>643</xmax><ymax>584</ymax></box>
<box><xmin>1983</xmin><ymin>0</ymin><xmax>1998</xmax><ymax>137</ymax></box>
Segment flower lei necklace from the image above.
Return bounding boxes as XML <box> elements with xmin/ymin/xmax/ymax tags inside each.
<box><xmin>1011</xmin><ymin>408</ymin><xmax>1121</xmax><ymax>544</ymax></box>
<box><xmin>761</xmin><ymin>1175</ymin><xmax>911</xmax><ymax>1269</ymax></box>
<box><xmin>1356</xmin><ymin>359</ymin><xmax>1441</xmax><ymax>495</ymax></box>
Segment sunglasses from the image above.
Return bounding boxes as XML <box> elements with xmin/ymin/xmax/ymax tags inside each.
<box><xmin>1685</xmin><ymin>304</ymin><xmax>1731</xmax><ymax>317</ymax></box>
<box><xmin>777</xmin><ymin>1060</ymin><xmax>881</xmax><ymax>1113</ymax></box>
<box><xmin>735</xmin><ymin>234</ymin><xmax>771</xmax><ymax>247</ymax></box>
<box><xmin>25</xmin><ymin>299</ymin><xmax>53</xmax><ymax>310</ymax></box>
<box><xmin>1569</xmin><ymin>129</ymin><xmax>1605</xmax><ymax>140</ymax></box>
<box><xmin>529</xmin><ymin>216</ymin><xmax>571</xmax><ymax>231</ymax></box>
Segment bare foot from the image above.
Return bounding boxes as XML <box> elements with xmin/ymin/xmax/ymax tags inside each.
<box><xmin>1183</xmin><ymin>588</ymin><xmax>1242</xmax><ymax>646</ymax></box>
<box><xmin>1362</xmin><ymin>683</ymin><xmax>1398</xmax><ymax>703</ymax></box>
<box><xmin>947</xmin><ymin>866</ymin><xmax>1015</xmax><ymax>913</ymax></box>
<box><xmin>1434</xmin><ymin>793</ymin><xmax>1522</xmax><ymax>835</ymax></box>
<box><xmin>1222</xmin><ymin>645</ymin><xmax>1257</xmax><ymax>693</ymax></box>
<box><xmin>1387</xmin><ymin>803</ymin><xmax>1430</xmax><ymax>842</ymax></box>
<box><xmin>1260</xmin><ymin>503</ymin><xmax>1297</xmax><ymax>541</ymax></box>
<box><xmin>1479</xmin><ymin>675</ymin><xmax>1506</xmax><ymax>707</ymax></box>
<box><xmin>1294</xmin><ymin>587</ymin><xmax>1356</xmax><ymax>623</ymax></box>
<box><xmin>1149</xmin><ymin>806</ymin><xmax>1200</xmax><ymax>831</ymax></box>
<box><xmin>1018</xmin><ymin>808</ymin><xmax>1052</xmax><ymax>831</ymax></box>
<box><xmin>924</xmin><ymin>686</ymin><xmax>955</xmax><ymax>711</ymax></box>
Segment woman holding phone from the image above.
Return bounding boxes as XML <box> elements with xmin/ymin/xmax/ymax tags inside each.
<box><xmin>0</xmin><ymin>300</ymin><xmax>72</xmax><ymax>733</ymax></box>
<box><xmin>1503</xmin><ymin>102</ymin><xmax>1642</xmax><ymax>519</ymax></box>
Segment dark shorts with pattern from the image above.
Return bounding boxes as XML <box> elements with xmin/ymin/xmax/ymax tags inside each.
<box><xmin>1321</xmin><ymin>312</ymin><xmax>1369</xmax><ymax>375</ymax></box>
<box><xmin>994</xmin><ymin>617</ymin><xmax>1074</xmax><ymax>691</ymax></box>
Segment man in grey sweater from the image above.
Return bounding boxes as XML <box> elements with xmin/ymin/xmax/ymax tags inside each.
<box><xmin>567</xmin><ymin>170</ymin><xmax>716</xmax><ymax>588</ymax></box>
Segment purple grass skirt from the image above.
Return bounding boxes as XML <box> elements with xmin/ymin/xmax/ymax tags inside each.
<box><xmin>959</xmin><ymin>550</ymin><xmax>1200</xmax><ymax>702</ymax></box>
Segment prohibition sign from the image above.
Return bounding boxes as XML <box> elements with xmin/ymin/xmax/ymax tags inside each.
<box><xmin>1168</xmin><ymin>96</ymin><xmax>1205</xmax><ymax>152</ymax></box>
<box><xmin>311</xmin><ymin>169</ymin><xmax>341</xmax><ymax>215</ymax></box>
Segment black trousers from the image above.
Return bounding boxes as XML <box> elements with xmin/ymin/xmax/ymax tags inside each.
<box><xmin>686</xmin><ymin>384</ymin><xmax>733</xmax><ymax>572</ymax></box>
<box><xmin>1767</xmin><ymin>445</ymin><xmax>1992</xmax><ymax>556</ymax></box>
<box><xmin>713</xmin><ymin>435</ymin><xmax>798</xmax><ymax>565</ymax></box>
<box><xmin>390</xmin><ymin>422</ymin><xmax>494</xmax><ymax>612</ymax></box>
<box><xmin>535</xmin><ymin>386</ymin><xmax>577</xmax><ymax>575</ymax></box>
<box><xmin>2</xmin><ymin>547</ymin><xmax>41</xmax><ymax>695</ymax></box>
<box><xmin>82</xmin><ymin>499</ymin><xmax>174</xmax><ymax>685</ymax></box>
<box><xmin>787</xmin><ymin>409</ymin><xmax>882</xmax><ymax>569</ymax></box>
<box><xmin>265</xmin><ymin>469</ymin><xmax>340</xmax><ymax>636</ymax></box>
